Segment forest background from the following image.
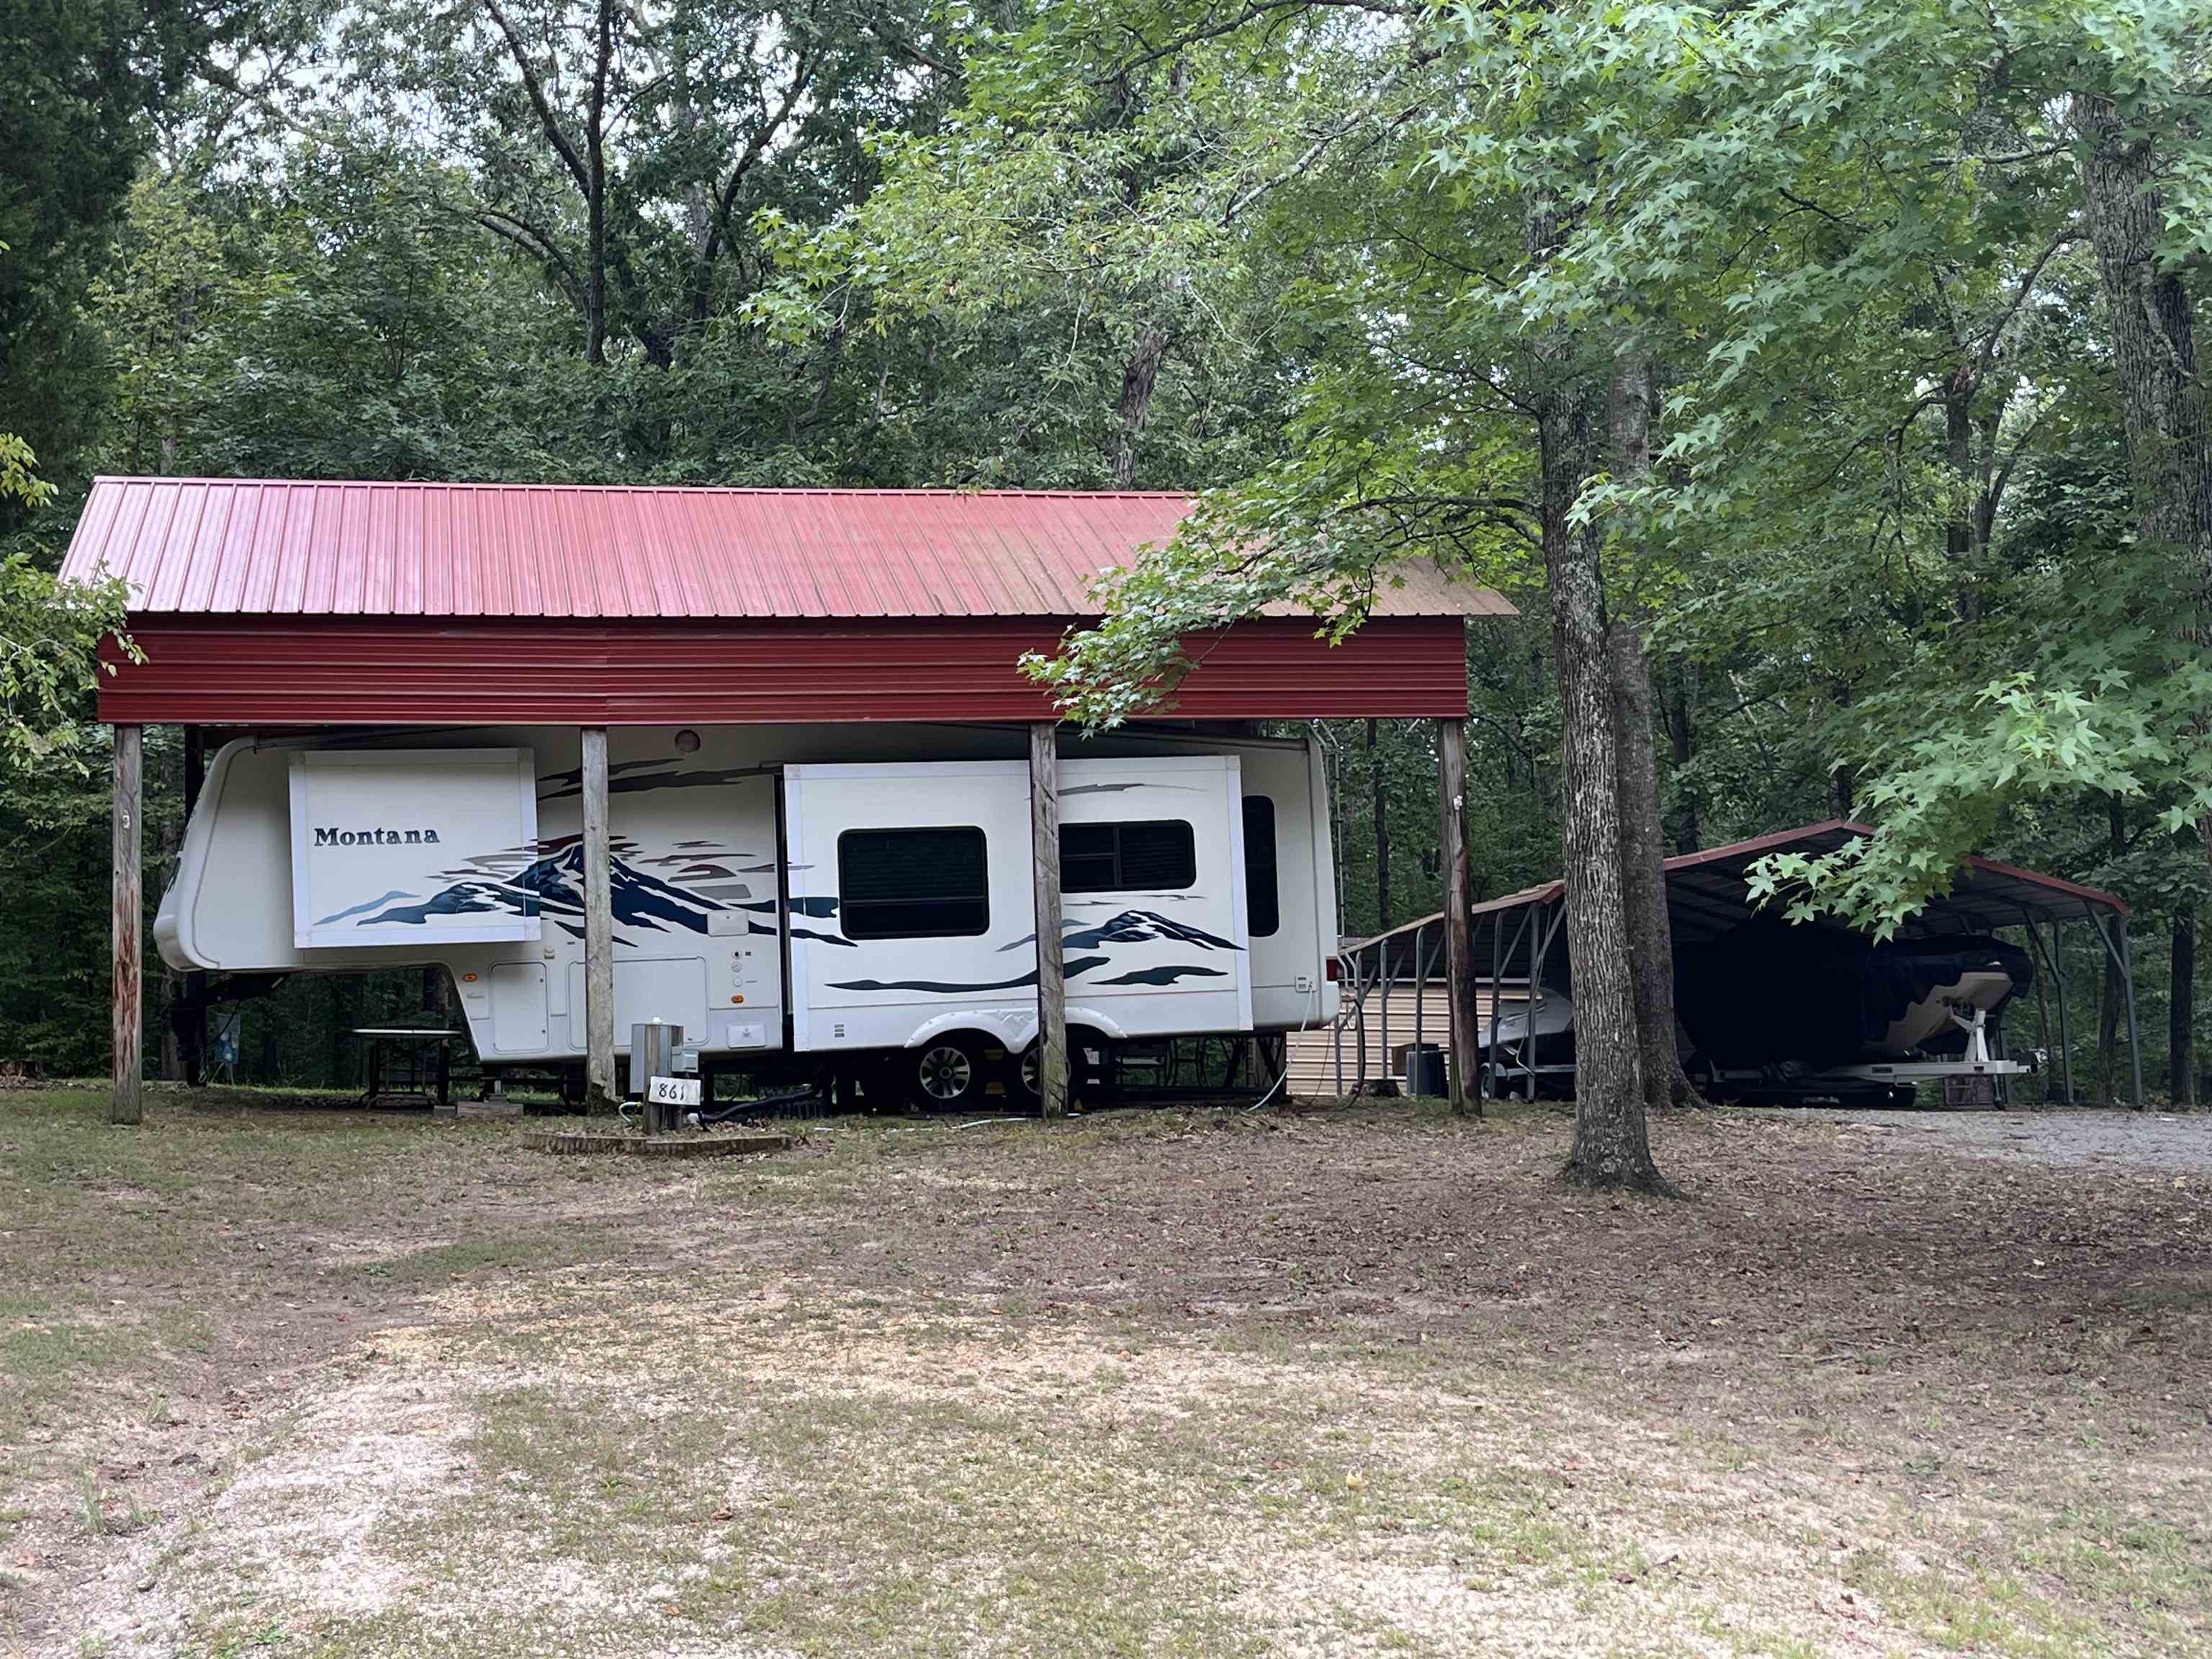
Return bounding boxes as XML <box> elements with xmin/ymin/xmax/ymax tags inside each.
<box><xmin>2</xmin><ymin>0</ymin><xmax>2205</xmax><ymax>1118</ymax></box>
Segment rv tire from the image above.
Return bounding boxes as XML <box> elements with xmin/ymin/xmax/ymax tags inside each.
<box><xmin>907</xmin><ymin>1035</ymin><xmax>992</xmax><ymax>1111</ymax></box>
<box><xmin>1014</xmin><ymin>1030</ymin><xmax>1104</xmax><ymax>1109</ymax></box>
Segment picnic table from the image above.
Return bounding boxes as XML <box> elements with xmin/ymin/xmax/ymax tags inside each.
<box><xmin>354</xmin><ymin>1027</ymin><xmax>456</xmax><ymax>1107</ymax></box>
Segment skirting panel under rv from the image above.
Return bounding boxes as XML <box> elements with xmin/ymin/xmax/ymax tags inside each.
<box><xmin>154</xmin><ymin>722</ymin><xmax>1336</xmax><ymax>1066</ymax></box>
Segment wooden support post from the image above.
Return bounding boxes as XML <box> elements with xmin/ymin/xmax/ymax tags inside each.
<box><xmin>1029</xmin><ymin>722</ymin><xmax>1070</xmax><ymax>1118</ymax></box>
<box><xmin>1438</xmin><ymin>718</ymin><xmax>1480</xmax><ymax>1115</ymax></box>
<box><xmin>111</xmin><ymin>725</ymin><xmax>143</xmax><ymax>1126</ymax></box>
<box><xmin>580</xmin><ymin>727</ymin><xmax>616</xmax><ymax>1112</ymax></box>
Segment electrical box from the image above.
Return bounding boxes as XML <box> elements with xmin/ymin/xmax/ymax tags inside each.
<box><xmin>631</xmin><ymin>1020</ymin><xmax>690</xmax><ymax>1132</ymax></box>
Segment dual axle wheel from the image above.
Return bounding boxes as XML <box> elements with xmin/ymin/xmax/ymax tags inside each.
<box><xmin>894</xmin><ymin>1033</ymin><xmax>1094</xmax><ymax>1112</ymax></box>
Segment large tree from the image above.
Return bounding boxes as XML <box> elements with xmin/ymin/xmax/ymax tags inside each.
<box><xmin>347</xmin><ymin>0</ymin><xmax>955</xmax><ymax>370</ymax></box>
<box><xmin>809</xmin><ymin>1</ymin><xmax>1686</xmax><ymax>1185</ymax></box>
<box><xmin>0</xmin><ymin>0</ymin><xmax>222</xmax><ymax>495</ymax></box>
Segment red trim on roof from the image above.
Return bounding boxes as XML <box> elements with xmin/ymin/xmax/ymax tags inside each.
<box><xmin>1658</xmin><ymin>818</ymin><xmax>1868</xmax><ymax>873</ymax></box>
<box><xmin>95</xmin><ymin>615</ymin><xmax>1473</xmax><ymax>726</ymax></box>
<box><xmin>1450</xmin><ymin>818</ymin><xmax>2128</xmax><ymax>924</ymax></box>
<box><xmin>1954</xmin><ymin>848</ymin><xmax>2131</xmax><ymax>917</ymax></box>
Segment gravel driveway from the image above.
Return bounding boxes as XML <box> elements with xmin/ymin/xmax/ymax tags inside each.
<box><xmin>1796</xmin><ymin>1104</ymin><xmax>2212</xmax><ymax>1172</ymax></box>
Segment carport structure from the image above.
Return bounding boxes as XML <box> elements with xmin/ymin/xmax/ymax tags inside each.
<box><xmin>64</xmin><ymin>475</ymin><xmax>1511</xmax><ymax>1122</ymax></box>
<box><xmin>1332</xmin><ymin>820</ymin><xmax>2139</xmax><ymax>1105</ymax></box>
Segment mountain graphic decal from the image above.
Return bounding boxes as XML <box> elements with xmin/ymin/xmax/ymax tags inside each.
<box><xmin>996</xmin><ymin>911</ymin><xmax>1242</xmax><ymax>955</ymax></box>
<box><xmin>830</xmin><ymin>911</ymin><xmax>1240</xmax><ymax>997</ymax></box>
<box><xmin>359</xmin><ymin>838</ymin><xmax>732</xmax><ymax>942</ymax></box>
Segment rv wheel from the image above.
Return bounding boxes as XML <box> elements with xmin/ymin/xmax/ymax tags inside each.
<box><xmin>1013</xmin><ymin>1034</ymin><xmax>1101</xmax><ymax>1108</ymax></box>
<box><xmin>909</xmin><ymin>1037</ymin><xmax>989</xmax><ymax>1110</ymax></box>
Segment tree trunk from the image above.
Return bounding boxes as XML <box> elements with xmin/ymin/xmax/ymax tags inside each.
<box><xmin>1367</xmin><ymin>718</ymin><xmax>1391</xmax><ymax>931</ymax></box>
<box><xmin>1604</xmin><ymin>354</ymin><xmax>1703</xmax><ymax>1114</ymax></box>
<box><xmin>1535</xmin><ymin>356</ymin><xmax>1666</xmax><ymax>1191</ymax></box>
<box><xmin>156</xmin><ymin>744</ymin><xmax>182</xmax><ymax>1083</ymax></box>
<box><xmin>1610</xmin><ymin>619</ymin><xmax>1705</xmax><ymax>1112</ymax></box>
<box><xmin>1663</xmin><ymin>662</ymin><xmax>1699</xmax><ymax>853</ymax></box>
<box><xmin>2074</xmin><ymin>96</ymin><xmax>2212</xmax><ymax>576</ymax></box>
<box><xmin>181</xmin><ymin>728</ymin><xmax>207</xmax><ymax>1084</ymax></box>
<box><xmin>2172</xmin><ymin>907</ymin><xmax>2195</xmax><ymax>1108</ymax></box>
<box><xmin>583</xmin><ymin>183</ymin><xmax>607</xmax><ymax>360</ymax></box>
<box><xmin>483</xmin><ymin>0</ymin><xmax>615</xmax><ymax>365</ymax></box>
<box><xmin>1112</xmin><ymin>324</ymin><xmax>1168</xmax><ymax>487</ymax></box>
<box><xmin>1943</xmin><ymin>371</ymin><xmax>1981</xmax><ymax>623</ymax></box>
<box><xmin>2075</xmin><ymin>94</ymin><xmax>2212</xmax><ymax>876</ymax></box>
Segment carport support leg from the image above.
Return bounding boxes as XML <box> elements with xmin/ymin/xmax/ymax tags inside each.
<box><xmin>2054</xmin><ymin>918</ymin><xmax>2074</xmax><ymax>1104</ymax></box>
<box><xmin>2121</xmin><ymin>916</ymin><xmax>2144</xmax><ymax>1111</ymax></box>
<box><xmin>111</xmin><ymin>724</ymin><xmax>143</xmax><ymax>1126</ymax></box>
<box><xmin>1439</xmin><ymin>718</ymin><xmax>1480</xmax><ymax>1116</ymax></box>
<box><xmin>1029</xmin><ymin>722</ymin><xmax>1069</xmax><ymax>1118</ymax></box>
<box><xmin>581</xmin><ymin>727</ymin><xmax>617</xmax><ymax>1113</ymax></box>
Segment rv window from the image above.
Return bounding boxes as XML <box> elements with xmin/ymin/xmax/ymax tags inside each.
<box><xmin>1061</xmin><ymin>820</ymin><xmax>1197</xmax><ymax>893</ymax></box>
<box><xmin>1243</xmin><ymin>796</ymin><xmax>1280</xmax><ymax>938</ymax></box>
<box><xmin>837</xmin><ymin>827</ymin><xmax>990</xmax><ymax>938</ymax></box>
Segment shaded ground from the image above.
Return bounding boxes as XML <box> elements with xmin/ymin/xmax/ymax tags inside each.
<box><xmin>1</xmin><ymin>1084</ymin><xmax>2206</xmax><ymax>1657</ymax></box>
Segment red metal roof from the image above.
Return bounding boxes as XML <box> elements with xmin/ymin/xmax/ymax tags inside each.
<box><xmin>60</xmin><ymin>477</ymin><xmax>1513</xmax><ymax>622</ymax></box>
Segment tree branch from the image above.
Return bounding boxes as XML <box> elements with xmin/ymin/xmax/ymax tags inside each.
<box><xmin>703</xmin><ymin>43</ymin><xmax>817</xmax><ymax>266</ymax></box>
<box><xmin>474</xmin><ymin>209</ymin><xmax>585</xmax><ymax>310</ymax></box>
<box><xmin>1974</xmin><ymin>225</ymin><xmax>2074</xmax><ymax>380</ymax></box>
<box><xmin>482</xmin><ymin>0</ymin><xmax>594</xmax><ymax>196</ymax></box>
<box><xmin>1100</xmin><ymin>0</ymin><xmax>1402</xmax><ymax>81</ymax></box>
<box><xmin>1220</xmin><ymin>58</ymin><xmax>1431</xmax><ymax>226</ymax></box>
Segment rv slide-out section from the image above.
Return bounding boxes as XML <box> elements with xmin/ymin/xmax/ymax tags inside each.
<box><xmin>155</xmin><ymin>724</ymin><xmax>1336</xmax><ymax>1068</ymax></box>
<box><xmin>785</xmin><ymin>756</ymin><xmax>1253</xmax><ymax>1057</ymax></box>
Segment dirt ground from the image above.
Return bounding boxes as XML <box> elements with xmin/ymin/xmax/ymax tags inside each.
<box><xmin>2</xmin><ymin>1086</ymin><xmax>2206</xmax><ymax>1658</ymax></box>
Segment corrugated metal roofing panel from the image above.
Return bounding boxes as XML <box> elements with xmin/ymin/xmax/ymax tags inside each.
<box><xmin>60</xmin><ymin>476</ymin><xmax>1514</xmax><ymax>623</ymax></box>
<box><xmin>1449</xmin><ymin>819</ymin><xmax>2127</xmax><ymax>975</ymax></box>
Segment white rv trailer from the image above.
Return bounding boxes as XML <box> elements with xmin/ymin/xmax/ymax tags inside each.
<box><xmin>156</xmin><ymin>722</ymin><xmax>1339</xmax><ymax>1106</ymax></box>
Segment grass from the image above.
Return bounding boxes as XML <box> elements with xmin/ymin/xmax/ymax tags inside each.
<box><xmin>1</xmin><ymin>1085</ymin><xmax>2208</xmax><ymax>1655</ymax></box>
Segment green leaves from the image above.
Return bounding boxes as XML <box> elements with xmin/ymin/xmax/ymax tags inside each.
<box><xmin>1750</xmin><ymin>662</ymin><xmax>2206</xmax><ymax>935</ymax></box>
<box><xmin>0</xmin><ymin>434</ymin><xmax>56</xmax><ymax>512</ymax></box>
<box><xmin>0</xmin><ymin>437</ymin><xmax>132</xmax><ymax>775</ymax></box>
